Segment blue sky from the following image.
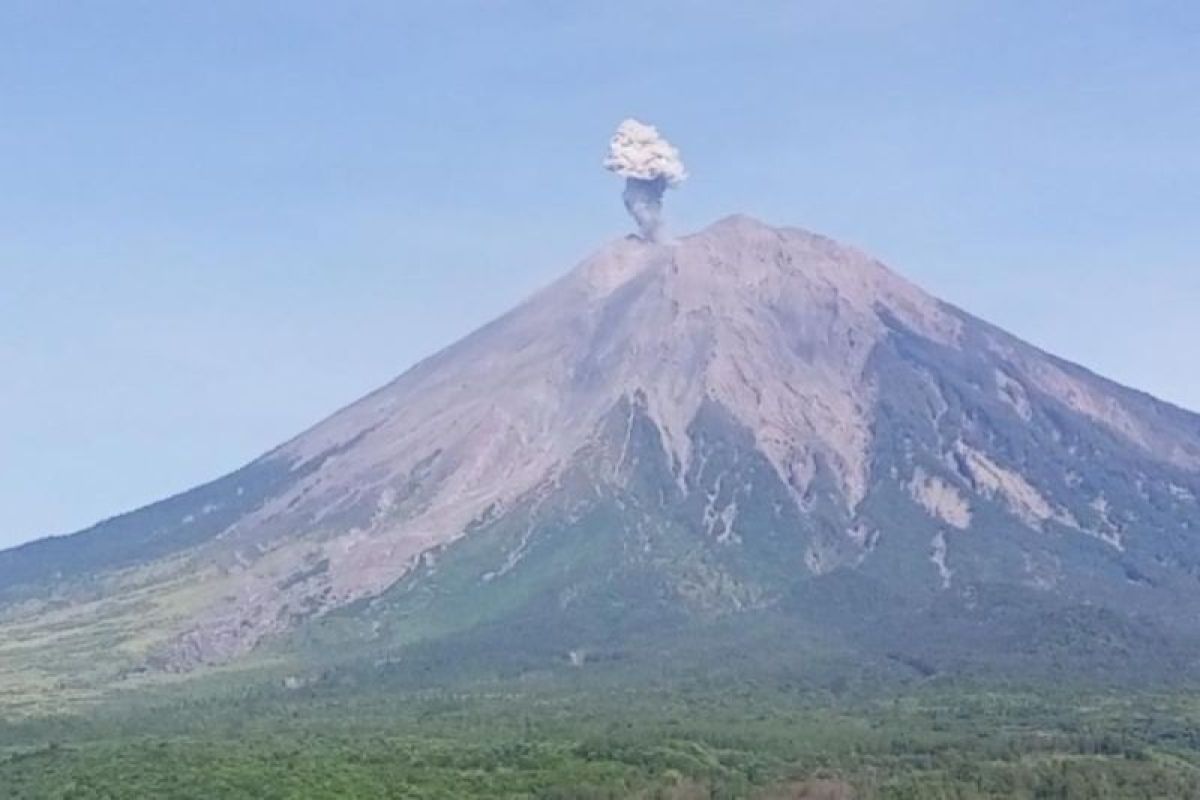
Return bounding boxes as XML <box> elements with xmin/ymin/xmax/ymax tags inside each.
<box><xmin>2</xmin><ymin>1</ymin><xmax>1197</xmax><ymax>548</ymax></box>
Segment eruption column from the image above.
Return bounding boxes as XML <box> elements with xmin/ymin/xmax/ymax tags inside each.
<box><xmin>604</xmin><ymin>119</ymin><xmax>686</xmax><ymax>241</ymax></box>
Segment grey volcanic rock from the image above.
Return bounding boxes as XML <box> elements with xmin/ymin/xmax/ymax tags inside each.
<box><xmin>2</xmin><ymin>215</ymin><xmax>1199</xmax><ymax>693</ymax></box>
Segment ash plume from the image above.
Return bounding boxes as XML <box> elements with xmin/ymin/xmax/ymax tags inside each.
<box><xmin>603</xmin><ymin>119</ymin><xmax>687</xmax><ymax>241</ymax></box>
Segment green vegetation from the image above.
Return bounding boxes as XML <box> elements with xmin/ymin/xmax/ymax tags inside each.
<box><xmin>3</xmin><ymin>672</ymin><xmax>1200</xmax><ymax>799</ymax></box>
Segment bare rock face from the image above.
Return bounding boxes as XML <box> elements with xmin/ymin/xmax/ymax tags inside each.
<box><xmin>2</xmin><ymin>215</ymin><xmax>1199</xmax><ymax>688</ymax></box>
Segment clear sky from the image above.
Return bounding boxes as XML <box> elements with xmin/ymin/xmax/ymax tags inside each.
<box><xmin>2</xmin><ymin>2</ymin><xmax>1197</xmax><ymax>549</ymax></box>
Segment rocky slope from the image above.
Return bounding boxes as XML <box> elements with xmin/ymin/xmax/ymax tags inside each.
<box><xmin>2</xmin><ymin>215</ymin><xmax>1198</xmax><ymax>703</ymax></box>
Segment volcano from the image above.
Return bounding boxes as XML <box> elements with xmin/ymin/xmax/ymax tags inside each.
<box><xmin>3</xmin><ymin>215</ymin><xmax>1199</xmax><ymax>703</ymax></box>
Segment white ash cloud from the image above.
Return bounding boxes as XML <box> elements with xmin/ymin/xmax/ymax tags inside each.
<box><xmin>603</xmin><ymin>119</ymin><xmax>687</xmax><ymax>241</ymax></box>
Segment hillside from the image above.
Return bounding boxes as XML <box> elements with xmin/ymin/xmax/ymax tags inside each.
<box><xmin>2</xmin><ymin>215</ymin><xmax>1199</xmax><ymax>710</ymax></box>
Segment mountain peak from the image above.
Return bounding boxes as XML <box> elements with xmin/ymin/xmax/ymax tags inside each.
<box><xmin>693</xmin><ymin>212</ymin><xmax>775</xmax><ymax>235</ymax></box>
<box><xmin>582</xmin><ymin>215</ymin><xmax>949</xmax><ymax>334</ymax></box>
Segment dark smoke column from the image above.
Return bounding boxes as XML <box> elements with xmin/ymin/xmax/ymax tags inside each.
<box><xmin>603</xmin><ymin>119</ymin><xmax>687</xmax><ymax>242</ymax></box>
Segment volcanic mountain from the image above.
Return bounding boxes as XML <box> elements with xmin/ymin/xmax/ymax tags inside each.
<box><xmin>3</xmin><ymin>215</ymin><xmax>1199</xmax><ymax>704</ymax></box>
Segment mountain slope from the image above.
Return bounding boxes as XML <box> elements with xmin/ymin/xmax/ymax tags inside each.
<box><xmin>3</xmin><ymin>215</ymin><xmax>1199</xmax><ymax>705</ymax></box>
